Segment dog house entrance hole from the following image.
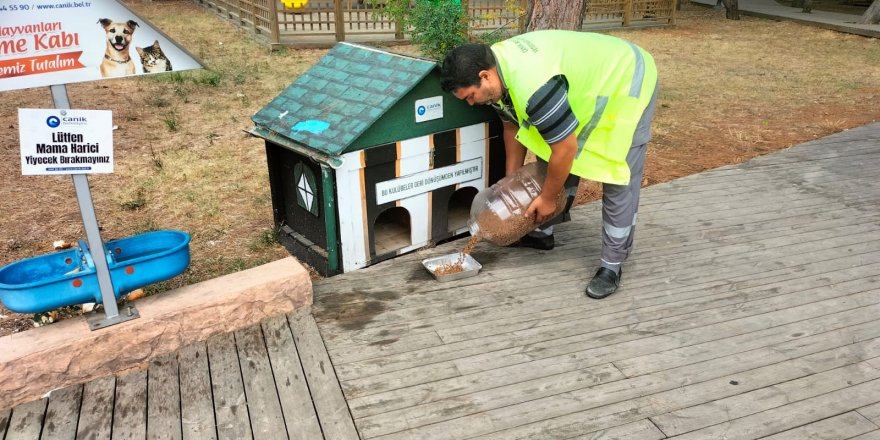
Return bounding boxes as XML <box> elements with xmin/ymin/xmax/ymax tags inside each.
<box><xmin>448</xmin><ymin>187</ymin><xmax>477</xmax><ymax>231</ymax></box>
<box><xmin>374</xmin><ymin>207</ymin><xmax>411</xmax><ymax>255</ymax></box>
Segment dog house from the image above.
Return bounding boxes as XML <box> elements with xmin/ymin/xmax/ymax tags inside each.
<box><xmin>250</xmin><ymin>43</ymin><xmax>505</xmax><ymax>276</ymax></box>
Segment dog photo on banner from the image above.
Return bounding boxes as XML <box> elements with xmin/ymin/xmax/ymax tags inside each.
<box><xmin>0</xmin><ymin>0</ymin><xmax>202</xmax><ymax>92</ymax></box>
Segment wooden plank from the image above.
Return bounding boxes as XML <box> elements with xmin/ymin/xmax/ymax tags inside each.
<box><xmin>261</xmin><ymin>315</ymin><xmax>323</xmax><ymax>440</ymax></box>
<box><xmin>335</xmin><ymin>273</ymin><xmax>880</xmax><ymax>383</ymax></box>
<box><xmin>76</xmin><ymin>376</ymin><xmax>115</xmax><ymax>440</ymax></box>
<box><xmin>568</xmin><ymin>419</ymin><xmax>665</xmax><ymax>440</ymax></box>
<box><xmin>364</xmin><ymin>325</ymin><xmax>880</xmax><ymax>439</ymax></box>
<box><xmin>178</xmin><ymin>343</ymin><xmax>217</xmax><ymax>440</ymax></box>
<box><xmin>314</xmin><ymin>223</ymin><xmax>880</xmax><ymax>329</ymax></box>
<box><xmin>434</xmin><ymin>257</ymin><xmax>880</xmax><ymax>348</ymax></box>
<box><xmin>289</xmin><ymin>312</ymin><xmax>359</xmax><ymax>440</ymax></box>
<box><xmin>756</xmin><ymin>411</ymin><xmax>875</xmax><ymax>440</ymax></box>
<box><xmin>322</xmin><ymin>231</ymin><xmax>880</xmax><ymax>350</ymax></box>
<box><xmin>147</xmin><ymin>352</ymin><xmax>182</xmax><ymax>440</ymax></box>
<box><xmin>41</xmin><ymin>384</ymin><xmax>82</xmax><ymax>440</ymax></box>
<box><xmin>4</xmin><ymin>398</ymin><xmax>46</xmax><ymax>440</ymax></box>
<box><xmin>859</xmin><ymin>401</ymin><xmax>880</xmax><ymax>425</ymax></box>
<box><xmin>113</xmin><ymin>370</ymin><xmax>147</xmax><ymax>440</ymax></box>
<box><xmin>340</xmin><ymin>259</ymin><xmax>880</xmax><ymax>399</ymax></box>
<box><xmin>465</xmin><ymin>337</ymin><xmax>880</xmax><ymax>440</ymax></box>
<box><xmin>669</xmin><ymin>378</ymin><xmax>880</xmax><ymax>440</ymax></box>
<box><xmin>234</xmin><ymin>325</ymin><xmax>286</xmax><ymax>440</ymax></box>
<box><xmin>614</xmin><ymin>301</ymin><xmax>880</xmax><ymax>377</ymax></box>
<box><xmin>355</xmin><ymin>363</ymin><xmax>624</xmax><ymax>437</ymax></box>
<box><xmin>351</xmin><ymin>293</ymin><xmax>880</xmax><ymax>422</ymax></box>
<box><xmin>206</xmin><ymin>333</ymin><xmax>252</xmax><ymax>440</ymax></box>
<box><xmin>651</xmin><ymin>359</ymin><xmax>880</xmax><ymax>436</ymax></box>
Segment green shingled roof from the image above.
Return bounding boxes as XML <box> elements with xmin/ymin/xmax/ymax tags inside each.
<box><xmin>251</xmin><ymin>43</ymin><xmax>437</xmax><ymax>156</ymax></box>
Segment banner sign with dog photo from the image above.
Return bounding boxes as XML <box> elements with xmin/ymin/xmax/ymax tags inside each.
<box><xmin>0</xmin><ymin>0</ymin><xmax>203</xmax><ymax>92</ymax></box>
<box><xmin>19</xmin><ymin>108</ymin><xmax>114</xmax><ymax>175</ymax></box>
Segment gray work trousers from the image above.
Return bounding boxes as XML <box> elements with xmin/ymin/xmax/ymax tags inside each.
<box><xmin>534</xmin><ymin>87</ymin><xmax>657</xmax><ymax>273</ymax></box>
<box><xmin>600</xmin><ymin>87</ymin><xmax>657</xmax><ymax>272</ymax></box>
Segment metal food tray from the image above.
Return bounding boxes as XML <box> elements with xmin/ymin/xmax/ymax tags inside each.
<box><xmin>422</xmin><ymin>253</ymin><xmax>482</xmax><ymax>282</ymax></box>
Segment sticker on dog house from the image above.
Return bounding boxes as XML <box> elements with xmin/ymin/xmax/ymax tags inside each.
<box><xmin>0</xmin><ymin>0</ymin><xmax>203</xmax><ymax>92</ymax></box>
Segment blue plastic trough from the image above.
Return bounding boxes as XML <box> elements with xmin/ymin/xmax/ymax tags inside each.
<box><xmin>0</xmin><ymin>230</ymin><xmax>191</xmax><ymax>314</ymax></box>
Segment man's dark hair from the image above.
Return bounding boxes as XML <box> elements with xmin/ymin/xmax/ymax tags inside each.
<box><xmin>439</xmin><ymin>44</ymin><xmax>496</xmax><ymax>93</ymax></box>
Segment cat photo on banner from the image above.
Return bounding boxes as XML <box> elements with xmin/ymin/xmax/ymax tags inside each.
<box><xmin>137</xmin><ymin>40</ymin><xmax>173</xmax><ymax>73</ymax></box>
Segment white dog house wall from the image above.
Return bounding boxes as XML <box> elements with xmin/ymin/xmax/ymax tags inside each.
<box><xmin>250</xmin><ymin>43</ymin><xmax>505</xmax><ymax>276</ymax></box>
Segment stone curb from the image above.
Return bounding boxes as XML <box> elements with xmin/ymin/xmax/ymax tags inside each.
<box><xmin>0</xmin><ymin>257</ymin><xmax>312</xmax><ymax>410</ymax></box>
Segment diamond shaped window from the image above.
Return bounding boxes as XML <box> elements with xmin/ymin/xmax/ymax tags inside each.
<box><xmin>294</xmin><ymin>163</ymin><xmax>318</xmax><ymax>216</ymax></box>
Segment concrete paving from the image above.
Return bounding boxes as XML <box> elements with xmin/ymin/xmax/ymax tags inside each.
<box><xmin>690</xmin><ymin>0</ymin><xmax>880</xmax><ymax>38</ymax></box>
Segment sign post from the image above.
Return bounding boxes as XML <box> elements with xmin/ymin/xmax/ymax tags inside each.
<box><xmin>49</xmin><ymin>85</ymin><xmax>137</xmax><ymax>329</ymax></box>
<box><xmin>4</xmin><ymin>0</ymin><xmax>203</xmax><ymax>329</ymax></box>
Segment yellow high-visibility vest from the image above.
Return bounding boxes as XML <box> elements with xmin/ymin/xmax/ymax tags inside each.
<box><xmin>492</xmin><ymin>30</ymin><xmax>658</xmax><ymax>184</ymax></box>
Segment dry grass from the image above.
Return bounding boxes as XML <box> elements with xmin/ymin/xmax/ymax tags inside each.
<box><xmin>1</xmin><ymin>1</ymin><xmax>879</xmax><ymax>335</ymax></box>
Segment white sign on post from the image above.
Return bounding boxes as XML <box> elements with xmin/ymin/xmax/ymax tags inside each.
<box><xmin>19</xmin><ymin>108</ymin><xmax>114</xmax><ymax>175</ymax></box>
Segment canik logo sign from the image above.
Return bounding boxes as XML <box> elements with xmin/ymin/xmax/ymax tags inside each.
<box><xmin>417</xmin><ymin>102</ymin><xmax>440</xmax><ymax>116</ymax></box>
<box><xmin>46</xmin><ymin>116</ymin><xmax>60</xmax><ymax>127</ymax></box>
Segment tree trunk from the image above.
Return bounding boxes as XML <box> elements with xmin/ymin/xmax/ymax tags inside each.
<box><xmin>801</xmin><ymin>0</ymin><xmax>812</xmax><ymax>13</ymax></box>
<box><xmin>526</xmin><ymin>0</ymin><xmax>588</xmax><ymax>31</ymax></box>
<box><xmin>719</xmin><ymin>0</ymin><xmax>740</xmax><ymax>19</ymax></box>
<box><xmin>861</xmin><ymin>0</ymin><xmax>880</xmax><ymax>24</ymax></box>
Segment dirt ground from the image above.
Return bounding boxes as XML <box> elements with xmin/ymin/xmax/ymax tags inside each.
<box><xmin>1</xmin><ymin>1</ymin><xmax>878</xmax><ymax>336</ymax></box>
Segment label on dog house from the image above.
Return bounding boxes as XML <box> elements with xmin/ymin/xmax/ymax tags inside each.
<box><xmin>0</xmin><ymin>0</ymin><xmax>203</xmax><ymax>92</ymax></box>
<box><xmin>19</xmin><ymin>108</ymin><xmax>114</xmax><ymax>175</ymax></box>
<box><xmin>251</xmin><ymin>43</ymin><xmax>506</xmax><ymax>276</ymax></box>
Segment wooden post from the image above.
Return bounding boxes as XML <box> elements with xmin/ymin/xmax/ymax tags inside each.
<box><xmin>395</xmin><ymin>1</ymin><xmax>404</xmax><ymax>41</ymax></box>
<box><xmin>670</xmin><ymin>0</ymin><xmax>677</xmax><ymax>24</ymax></box>
<box><xmin>461</xmin><ymin>0</ymin><xmax>470</xmax><ymax>40</ymax></box>
<box><xmin>395</xmin><ymin>17</ymin><xmax>404</xmax><ymax>40</ymax></box>
<box><xmin>334</xmin><ymin>0</ymin><xmax>345</xmax><ymax>41</ymax></box>
<box><xmin>623</xmin><ymin>0</ymin><xmax>632</xmax><ymax>26</ymax></box>
<box><xmin>251</xmin><ymin>0</ymin><xmax>260</xmax><ymax>34</ymax></box>
<box><xmin>269</xmin><ymin>0</ymin><xmax>281</xmax><ymax>45</ymax></box>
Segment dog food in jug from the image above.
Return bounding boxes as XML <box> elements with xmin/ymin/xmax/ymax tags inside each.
<box><xmin>467</xmin><ymin>162</ymin><xmax>566</xmax><ymax>246</ymax></box>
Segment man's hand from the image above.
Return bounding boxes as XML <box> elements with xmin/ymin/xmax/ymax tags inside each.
<box><xmin>525</xmin><ymin>193</ymin><xmax>558</xmax><ymax>225</ymax></box>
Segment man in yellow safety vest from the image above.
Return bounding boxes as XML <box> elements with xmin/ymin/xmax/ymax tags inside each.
<box><xmin>441</xmin><ymin>30</ymin><xmax>658</xmax><ymax>299</ymax></box>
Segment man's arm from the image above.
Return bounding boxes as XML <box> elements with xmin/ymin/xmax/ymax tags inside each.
<box><xmin>503</xmin><ymin>121</ymin><xmax>527</xmax><ymax>176</ymax></box>
<box><xmin>520</xmin><ymin>75</ymin><xmax>580</xmax><ymax>224</ymax></box>
<box><xmin>526</xmin><ymin>133</ymin><xmax>577</xmax><ymax>224</ymax></box>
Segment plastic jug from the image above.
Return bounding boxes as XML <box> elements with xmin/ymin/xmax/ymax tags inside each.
<box><xmin>467</xmin><ymin>162</ymin><xmax>566</xmax><ymax>246</ymax></box>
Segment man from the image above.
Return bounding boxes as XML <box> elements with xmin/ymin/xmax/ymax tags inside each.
<box><xmin>440</xmin><ymin>30</ymin><xmax>658</xmax><ymax>299</ymax></box>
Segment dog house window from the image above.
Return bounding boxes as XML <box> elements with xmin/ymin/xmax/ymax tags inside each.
<box><xmin>294</xmin><ymin>163</ymin><xmax>318</xmax><ymax>216</ymax></box>
<box><xmin>447</xmin><ymin>187</ymin><xmax>478</xmax><ymax>231</ymax></box>
<box><xmin>373</xmin><ymin>207</ymin><xmax>411</xmax><ymax>256</ymax></box>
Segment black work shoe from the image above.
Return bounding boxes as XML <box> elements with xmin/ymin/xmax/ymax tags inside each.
<box><xmin>586</xmin><ymin>267</ymin><xmax>622</xmax><ymax>299</ymax></box>
<box><xmin>513</xmin><ymin>234</ymin><xmax>555</xmax><ymax>250</ymax></box>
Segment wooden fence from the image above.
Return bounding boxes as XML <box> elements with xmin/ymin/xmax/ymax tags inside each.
<box><xmin>193</xmin><ymin>0</ymin><xmax>675</xmax><ymax>47</ymax></box>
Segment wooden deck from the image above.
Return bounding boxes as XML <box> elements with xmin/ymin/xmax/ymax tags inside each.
<box><xmin>311</xmin><ymin>122</ymin><xmax>880</xmax><ymax>439</ymax></box>
<box><xmin>0</xmin><ymin>312</ymin><xmax>357</xmax><ymax>440</ymax></box>
<box><xmin>2</xmin><ymin>123</ymin><xmax>879</xmax><ymax>439</ymax></box>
